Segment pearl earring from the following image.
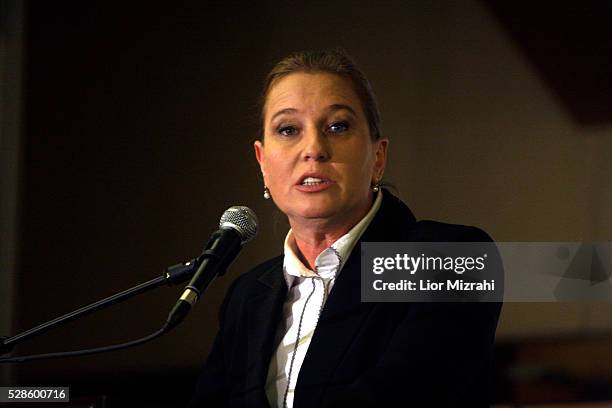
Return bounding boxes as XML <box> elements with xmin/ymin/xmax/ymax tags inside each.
<box><xmin>372</xmin><ymin>182</ymin><xmax>380</xmax><ymax>193</ymax></box>
<box><xmin>263</xmin><ymin>186</ymin><xmax>271</xmax><ymax>200</ymax></box>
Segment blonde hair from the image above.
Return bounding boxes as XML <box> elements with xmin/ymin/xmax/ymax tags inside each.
<box><xmin>259</xmin><ymin>49</ymin><xmax>381</xmax><ymax>140</ymax></box>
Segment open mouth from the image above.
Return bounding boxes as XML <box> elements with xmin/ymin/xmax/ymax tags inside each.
<box><xmin>300</xmin><ymin>177</ymin><xmax>329</xmax><ymax>186</ymax></box>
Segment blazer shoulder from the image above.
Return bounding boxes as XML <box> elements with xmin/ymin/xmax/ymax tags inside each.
<box><xmin>412</xmin><ymin>220</ymin><xmax>495</xmax><ymax>242</ymax></box>
<box><xmin>228</xmin><ymin>254</ymin><xmax>284</xmax><ymax>293</ymax></box>
<box><xmin>217</xmin><ymin>254</ymin><xmax>284</xmax><ymax>320</ymax></box>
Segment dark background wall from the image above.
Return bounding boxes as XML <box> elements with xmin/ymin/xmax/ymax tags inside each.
<box><xmin>2</xmin><ymin>1</ymin><xmax>611</xmax><ymax>406</ymax></box>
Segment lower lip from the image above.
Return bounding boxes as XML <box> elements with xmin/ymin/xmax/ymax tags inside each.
<box><xmin>295</xmin><ymin>181</ymin><xmax>334</xmax><ymax>193</ymax></box>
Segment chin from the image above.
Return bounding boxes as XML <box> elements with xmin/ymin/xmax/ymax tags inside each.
<box><xmin>290</xmin><ymin>203</ymin><xmax>339</xmax><ymax>220</ymax></box>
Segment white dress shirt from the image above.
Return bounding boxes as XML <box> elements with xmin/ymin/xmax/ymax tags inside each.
<box><xmin>265</xmin><ymin>191</ymin><xmax>383</xmax><ymax>408</ymax></box>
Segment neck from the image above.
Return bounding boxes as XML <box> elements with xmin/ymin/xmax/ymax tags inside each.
<box><xmin>288</xmin><ymin>195</ymin><xmax>373</xmax><ymax>270</ymax></box>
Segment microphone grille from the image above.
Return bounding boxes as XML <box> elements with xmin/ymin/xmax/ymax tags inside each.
<box><xmin>219</xmin><ymin>206</ymin><xmax>258</xmax><ymax>243</ymax></box>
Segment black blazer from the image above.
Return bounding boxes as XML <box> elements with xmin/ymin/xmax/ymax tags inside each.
<box><xmin>189</xmin><ymin>190</ymin><xmax>502</xmax><ymax>407</ymax></box>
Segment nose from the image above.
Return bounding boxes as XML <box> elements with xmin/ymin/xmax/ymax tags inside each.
<box><xmin>302</xmin><ymin>127</ymin><xmax>331</xmax><ymax>161</ymax></box>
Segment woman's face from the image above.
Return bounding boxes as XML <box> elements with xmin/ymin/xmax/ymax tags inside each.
<box><xmin>254</xmin><ymin>72</ymin><xmax>388</xmax><ymax>228</ymax></box>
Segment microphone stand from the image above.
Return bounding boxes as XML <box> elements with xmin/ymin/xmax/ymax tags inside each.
<box><xmin>0</xmin><ymin>259</ymin><xmax>199</xmax><ymax>357</ymax></box>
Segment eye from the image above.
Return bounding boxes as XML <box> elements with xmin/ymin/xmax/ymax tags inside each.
<box><xmin>328</xmin><ymin>121</ymin><xmax>349</xmax><ymax>133</ymax></box>
<box><xmin>277</xmin><ymin>125</ymin><xmax>299</xmax><ymax>137</ymax></box>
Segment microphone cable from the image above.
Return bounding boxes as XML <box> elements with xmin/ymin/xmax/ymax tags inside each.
<box><xmin>0</xmin><ymin>321</ymin><xmax>173</xmax><ymax>364</ymax></box>
<box><xmin>0</xmin><ymin>205</ymin><xmax>259</xmax><ymax>364</ymax></box>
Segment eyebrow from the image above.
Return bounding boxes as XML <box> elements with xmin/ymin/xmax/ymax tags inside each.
<box><xmin>270</xmin><ymin>108</ymin><xmax>298</xmax><ymax>122</ymax></box>
<box><xmin>269</xmin><ymin>104</ymin><xmax>358</xmax><ymax>122</ymax></box>
<box><xmin>327</xmin><ymin>104</ymin><xmax>357</xmax><ymax>116</ymax></box>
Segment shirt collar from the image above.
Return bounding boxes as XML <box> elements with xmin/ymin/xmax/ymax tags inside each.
<box><xmin>283</xmin><ymin>190</ymin><xmax>383</xmax><ymax>286</ymax></box>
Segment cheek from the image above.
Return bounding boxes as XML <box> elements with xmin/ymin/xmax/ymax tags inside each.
<box><xmin>349</xmin><ymin>145</ymin><xmax>376</xmax><ymax>176</ymax></box>
<box><xmin>263</xmin><ymin>151</ymin><xmax>291</xmax><ymax>183</ymax></box>
<box><xmin>336</xmin><ymin>149</ymin><xmax>375</xmax><ymax>191</ymax></box>
<box><xmin>358</xmin><ymin>151</ymin><xmax>378</xmax><ymax>187</ymax></box>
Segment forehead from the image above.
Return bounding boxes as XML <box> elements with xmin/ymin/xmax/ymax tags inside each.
<box><xmin>265</xmin><ymin>72</ymin><xmax>362</xmax><ymax>119</ymax></box>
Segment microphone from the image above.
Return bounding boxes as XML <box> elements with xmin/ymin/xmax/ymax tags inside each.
<box><xmin>166</xmin><ymin>206</ymin><xmax>258</xmax><ymax>330</ymax></box>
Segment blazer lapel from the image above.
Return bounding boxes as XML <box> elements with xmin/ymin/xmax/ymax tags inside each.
<box><xmin>245</xmin><ymin>260</ymin><xmax>287</xmax><ymax>406</ymax></box>
<box><xmin>293</xmin><ymin>191</ymin><xmax>417</xmax><ymax>407</ymax></box>
<box><xmin>294</xmin><ymin>251</ymin><xmax>374</xmax><ymax>403</ymax></box>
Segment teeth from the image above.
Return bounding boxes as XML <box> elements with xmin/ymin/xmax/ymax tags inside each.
<box><xmin>302</xmin><ymin>177</ymin><xmax>325</xmax><ymax>186</ymax></box>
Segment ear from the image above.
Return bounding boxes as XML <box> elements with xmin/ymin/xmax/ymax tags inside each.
<box><xmin>372</xmin><ymin>138</ymin><xmax>389</xmax><ymax>182</ymax></box>
<box><xmin>254</xmin><ymin>139</ymin><xmax>267</xmax><ymax>180</ymax></box>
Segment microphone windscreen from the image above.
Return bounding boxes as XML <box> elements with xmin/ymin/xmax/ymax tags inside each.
<box><xmin>219</xmin><ymin>206</ymin><xmax>258</xmax><ymax>243</ymax></box>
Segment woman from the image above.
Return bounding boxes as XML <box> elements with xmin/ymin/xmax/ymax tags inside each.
<box><xmin>189</xmin><ymin>49</ymin><xmax>501</xmax><ymax>408</ymax></box>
